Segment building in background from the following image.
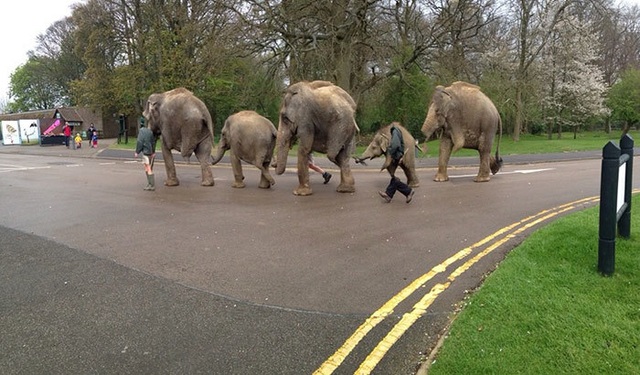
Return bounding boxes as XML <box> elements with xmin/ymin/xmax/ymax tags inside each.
<box><xmin>0</xmin><ymin>107</ymin><xmax>115</xmax><ymax>146</ymax></box>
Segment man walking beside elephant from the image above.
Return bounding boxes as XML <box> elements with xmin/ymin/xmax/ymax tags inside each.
<box><xmin>135</xmin><ymin>123</ymin><xmax>157</xmax><ymax>191</ymax></box>
<box><xmin>378</xmin><ymin>124</ymin><xmax>415</xmax><ymax>203</ymax></box>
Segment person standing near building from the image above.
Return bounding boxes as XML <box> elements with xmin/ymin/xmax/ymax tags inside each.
<box><xmin>378</xmin><ymin>124</ymin><xmax>415</xmax><ymax>203</ymax></box>
<box><xmin>63</xmin><ymin>123</ymin><xmax>71</xmax><ymax>148</ymax></box>
<box><xmin>86</xmin><ymin>123</ymin><xmax>96</xmax><ymax>141</ymax></box>
<box><xmin>74</xmin><ymin>133</ymin><xmax>82</xmax><ymax>148</ymax></box>
<box><xmin>91</xmin><ymin>131</ymin><xmax>98</xmax><ymax>148</ymax></box>
<box><xmin>134</xmin><ymin>124</ymin><xmax>156</xmax><ymax>191</ymax></box>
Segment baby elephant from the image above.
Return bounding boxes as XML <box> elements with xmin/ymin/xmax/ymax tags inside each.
<box><xmin>355</xmin><ymin>122</ymin><xmax>420</xmax><ymax>188</ymax></box>
<box><xmin>212</xmin><ymin>111</ymin><xmax>277</xmax><ymax>189</ymax></box>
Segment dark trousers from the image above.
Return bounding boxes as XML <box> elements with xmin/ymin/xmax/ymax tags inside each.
<box><xmin>385</xmin><ymin>176</ymin><xmax>411</xmax><ymax>198</ymax></box>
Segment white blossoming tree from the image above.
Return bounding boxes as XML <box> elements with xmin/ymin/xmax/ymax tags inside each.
<box><xmin>539</xmin><ymin>15</ymin><xmax>610</xmax><ymax>139</ymax></box>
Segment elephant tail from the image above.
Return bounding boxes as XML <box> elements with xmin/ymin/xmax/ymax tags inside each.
<box><xmin>490</xmin><ymin>117</ymin><xmax>503</xmax><ymax>175</ymax></box>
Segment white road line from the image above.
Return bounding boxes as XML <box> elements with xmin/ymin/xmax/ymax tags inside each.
<box><xmin>449</xmin><ymin>168</ymin><xmax>554</xmax><ymax>179</ymax></box>
<box><xmin>0</xmin><ymin>166</ymin><xmax>52</xmax><ymax>173</ymax></box>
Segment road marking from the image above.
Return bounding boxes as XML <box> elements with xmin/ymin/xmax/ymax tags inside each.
<box><xmin>0</xmin><ymin>166</ymin><xmax>52</xmax><ymax>173</ymax></box>
<box><xmin>509</xmin><ymin>168</ymin><xmax>555</xmax><ymax>174</ymax></box>
<box><xmin>315</xmin><ymin>195</ymin><xmax>600</xmax><ymax>375</ymax></box>
<box><xmin>449</xmin><ymin>168</ymin><xmax>554</xmax><ymax>179</ymax></box>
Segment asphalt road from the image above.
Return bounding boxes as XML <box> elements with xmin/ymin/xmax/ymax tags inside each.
<box><xmin>0</xmin><ymin>141</ymin><xmax>637</xmax><ymax>374</ymax></box>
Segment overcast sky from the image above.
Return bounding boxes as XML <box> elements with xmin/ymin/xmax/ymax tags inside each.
<box><xmin>2</xmin><ymin>0</ymin><xmax>640</xmax><ymax>108</ymax></box>
<box><xmin>0</xmin><ymin>0</ymin><xmax>81</xmax><ymax>104</ymax></box>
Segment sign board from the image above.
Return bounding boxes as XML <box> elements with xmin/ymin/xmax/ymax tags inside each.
<box><xmin>19</xmin><ymin>119</ymin><xmax>40</xmax><ymax>145</ymax></box>
<box><xmin>1</xmin><ymin>120</ymin><xmax>21</xmax><ymax>145</ymax></box>
<box><xmin>617</xmin><ymin>163</ymin><xmax>626</xmax><ymax>213</ymax></box>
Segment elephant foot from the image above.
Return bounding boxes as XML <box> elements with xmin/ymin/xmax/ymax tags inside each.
<box><xmin>165</xmin><ymin>179</ymin><xmax>180</xmax><ymax>186</ymax></box>
<box><xmin>433</xmin><ymin>174</ymin><xmax>449</xmax><ymax>182</ymax></box>
<box><xmin>474</xmin><ymin>175</ymin><xmax>491</xmax><ymax>182</ymax></box>
<box><xmin>336</xmin><ymin>183</ymin><xmax>356</xmax><ymax>193</ymax></box>
<box><xmin>232</xmin><ymin>181</ymin><xmax>246</xmax><ymax>188</ymax></box>
<box><xmin>408</xmin><ymin>181</ymin><xmax>420</xmax><ymax>188</ymax></box>
<box><xmin>201</xmin><ymin>180</ymin><xmax>215</xmax><ymax>187</ymax></box>
<box><xmin>293</xmin><ymin>186</ymin><xmax>313</xmax><ymax>196</ymax></box>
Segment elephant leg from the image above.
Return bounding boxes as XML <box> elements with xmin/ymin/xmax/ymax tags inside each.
<box><xmin>401</xmin><ymin>163</ymin><xmax>420</xmax><ymax>188</ymax></box>
<box><xmin>435</xmin><ymin>138</ymin><xmax>453</xmax><ymax>182</ymax></box>
<box><xmin>333</xmin><ymin>147</ymin><xmax>355</xmax><ymax>193</ymax></box>
<box><xmin>294</xmin><ymin>151</ymin><xmax>312</xmax><ymax>196</ymax></box>
<box><xmin>229</xmin><ymin>154</ymin><xmax>245</xmax><ymax>188</ymax></box>
<box><xmin>195</xmin><ymin>147</ymin><xmax>214</xmax><ymax>187</ymax></box>
<box><xmin>162</xmin><ymin>142</ymin><xmax>180</xmax><ymax>186</ymax></box>
<box><xmin>475</xmin><ymin>150</ymin><xmax>492</xmax><ymax>182</ymax></box>
<box><xmin>258</xmin><ymin>163</ymin><xmax>275</xmax><ymax>189</ymax></box>
<box><xmin>387</xmin><ymin>164</ymin><xmax>398</xmax><ymax>177</ymax></box>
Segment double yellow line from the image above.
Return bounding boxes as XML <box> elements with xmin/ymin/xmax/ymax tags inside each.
<box><xmin>314</xmin><ymin>195</ymin><xmax>601</xmax><ymax>374</ymax></box>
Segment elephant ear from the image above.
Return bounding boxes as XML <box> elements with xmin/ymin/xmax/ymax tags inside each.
<box><xmin>143</xmin><ymin>98</ymin><xmax>163</xmax><ymax>135</ymax></box>
<box><xmin>433</xmin><ymin>86</ymin><xmax>454</xmax><ymax>127</ymax></box>
<box><xmin>379</xmin><ymin>133</ymin><xmax>390</xmax><ymax>153</ymax></box>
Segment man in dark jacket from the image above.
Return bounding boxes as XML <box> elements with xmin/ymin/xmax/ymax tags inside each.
<box><xmin>134</xmin><ymin>124</ymin><xmax>157</xmax><ymax>191</ymax></box>
<box><xmin>378</xmin><ymin>125</ymin><xmax>415</xmax><ymax>203</ymax></box>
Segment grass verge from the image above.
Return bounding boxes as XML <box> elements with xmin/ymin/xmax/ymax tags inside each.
<box><xmin>419</xmin><ymin>131</ymin><xmax>634</xmax><ymax>158</ymax></box>
<box><xmin>427</xmin><ymin>194</ymin><xmax>640</xmax><ymax>374</ymax></box>
<box><xmin>111</xmin><ymin>130</ymin><xmax>635</xmax><ymax>157</ymax></box>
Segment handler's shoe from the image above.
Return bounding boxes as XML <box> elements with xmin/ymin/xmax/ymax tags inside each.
<box><xmin>378</xmin><ymin>191</ymin><xmax>392</xmax><ymax>203</ymax></box>
<box><xmin>144</xmin><ymin>174</ymin><xmax>155</xmax><ymax>191</ymax></box>
<box><xmin>322</xmin><ymin>172</ymin><xmax>332</xmax><ymax>184</ymax></box>
<box><xmin>406</xmin><ymin>189</ymin><xmax>415</xmax><ymax>203</ymax></box>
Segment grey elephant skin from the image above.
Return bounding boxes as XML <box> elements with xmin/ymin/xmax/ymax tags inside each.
<box><xmin>211</xmin><ymin>110</ymin><xmax>277</xmax><ymax>189</ymax></box>
<box><xmin>356</xmin><ymin>122</ymin><xmax>420</xmax><ymax>188</ymax></box>
<box><xmin>421</xmin><ymin>81</ymin><xmax>503</xmax><ymax>182</ymax></box>
<box><xmin>275</xmin><ymin>80</ymin><xmax>358</xmax><ymax>196</ymax></box>
<box><xmin>143</xmin><ymin>88</ymin><xmax>215</xmax><ymax>187</ymax></box>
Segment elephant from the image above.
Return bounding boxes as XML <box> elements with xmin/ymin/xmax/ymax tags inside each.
<box><xmin>211</xmin><ymin>110</ymin><xmax>277</xmax><ymax>189</ymax></box>
<box><xmin>354</xmin><ymin>122</ymin><xmax>420</xmax><ymax>188</ymax></box>
<box><xmin>421</xmin><ymin>81</ymin><xmax>503</xmax><ymax>182</ymax></box>
<box><xmin>143</xmin><ymin>87</ymin><xmax>215</xmax><ymax>187</ymax></box>
<box><xmin>275</xmin><ymin>80</ymin><xmax>358</xmax><ymax>196</ymax></box>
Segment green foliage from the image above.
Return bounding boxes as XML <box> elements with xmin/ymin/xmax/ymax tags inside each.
<box><xmin>7</xmin><ymin>56</ymin><xmax>65</xmax><ymax>112</ymax></box>
<box><xmin>607</xmin><ymin>69</ymin><xmax>640</xmax><ymax>127</ymax></box>
<box><xmin>198</xmin><ymin>56</ymin><xmax>282</xmax><ymax>132</ymax></box>
<box><xmin>360</xmin><ymin>67</ymin><xmax>432</xmax><ymax>138</ymax></box>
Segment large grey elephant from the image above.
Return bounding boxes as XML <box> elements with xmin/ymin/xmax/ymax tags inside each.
<box><xmin>143</xmin><ymin>88</ymin><xmax>215</xmax><ymax>186</ymax></box>
<box><xmin>421</xmin><ymin>81</ymin><xmax>503</xmax><ymax>182</ymax></box>
<box><xmin>355</xmin><ymin>122</ymin><xmax>420</xmax><ymax>188</ymax></box>
<box><xmin>275</xmin><ymin>80</ymin><xmax>358</xmax><ymax>196</ymax></box>
<box><xmin>211</xmin><ymin>110</ymin><xmax>277</xmax><ymax>189</ymax></box>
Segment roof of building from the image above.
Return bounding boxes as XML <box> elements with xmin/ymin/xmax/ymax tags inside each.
<box><xmin>0</xmin><ymin>108</ymin><xmax>55</xmax><ymax>121</ymax></box>
<box><xmin>0</xmin><ymin>107</ymin><xmax>102</xmax><ymax>127</ymax></box>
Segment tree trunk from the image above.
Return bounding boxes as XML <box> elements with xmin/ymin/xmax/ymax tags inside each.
<box><xmin>514</xmin><ymin>85</ymin><xmax>523</xmax><ymax>141</ymax></box>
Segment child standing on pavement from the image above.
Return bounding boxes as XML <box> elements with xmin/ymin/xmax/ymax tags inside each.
<box><xmin>74</xmin><ymin>133</ymin><xmax>82</xmax><ymax>148</ymax></box>
<box><xmin>91</xmin><ymin>131</ymin><xmax>98</xmax><ymax>148</ymax></box>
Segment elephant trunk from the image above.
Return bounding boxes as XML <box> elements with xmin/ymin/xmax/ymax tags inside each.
<box><xmin>211</xmin><ymin>143</ymin><xmax>227</xmax><ymax>165</ymax></box>
<box><xmin>275</xmin><ymin>136</ymin><xmax>289</xmax><ymax>175</ymax></box>
<box><xmin>420</xmin><ymin>104</ymin><xmax>439</xmax><ymax>141</ymax></box>
<box><xmin>355</xmin><ymin>147</ymin><xmax>377</xmax><ymax>163</ymax></box>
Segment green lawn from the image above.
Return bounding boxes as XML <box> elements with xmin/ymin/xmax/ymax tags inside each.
<box><xmin>111</xmin><ymin>130</ymin><xmax>636</xmax><ymax>157</ymax></box>
<box><xmin>418</xmin><ymin>130</ymin><xmax>635</xmax><ymax>158</ymax></box>
<box><xmin>427</xmin><ymin>195</ymin><xmax>640</xmax><ymax>374</ymax></box>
